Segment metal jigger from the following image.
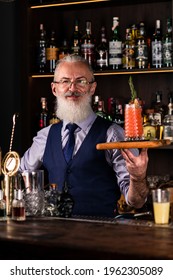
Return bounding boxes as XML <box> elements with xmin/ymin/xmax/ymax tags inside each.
<box><xmin>1</xmin><ymin>113</ymin><xmax>20</xmax><ymax>216</ymax></box>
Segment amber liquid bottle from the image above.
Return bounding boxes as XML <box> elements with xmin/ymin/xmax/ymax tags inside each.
<box><xmin>46</xmin><ymin>30</ymin><xmax>58</xmax><ymax>73</ymax></box>
<box><xmin>39</xmin><ymin>97</ymin><xmax>49</xmax><ymax>129</ymax></box>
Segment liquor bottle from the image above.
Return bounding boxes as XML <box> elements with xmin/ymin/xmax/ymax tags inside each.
<box><xmin>12</xmin><ymin>189</ymin><xmax>26</xmax><ymax>221</ymax></box>
<box><xmin>45</xmin><ymin>183</ymin><xmax>59</xmax><ymax>216</ymax></box>
<box><xmin>95</xmin><ymin>26</ymin><xmax>108</xmax><ymax>70</ymax></box>
<box><xmin>96</xmin><ymin>100</ymin><xmax>108</xmax><ymax>120</ymax></box>
<box><xmin>151</xmin><ymin>91</ymin><xmax>166</xmax><ymax>139</ymax></box>
<box><xmin>151</xmin><ymin>20</ymin><xmax>163</xmax><ymax>68</ymax></box>
<box><xmin>0</xmin><ymin>189</ymin><xmax>6</xmax><ymax>221</ymax></box>
<box><xmin>57</xmin><ymin>181</ymin><xmax>74</xmax><ymax>218</ymax></box>
<box><xmin>81</xmin><ymin>20</ymin><xmax>95</xmax><ymax>68</ymax></box>
<box><xmin>92</xmin><ymin>95</ymin><xmax>100</xmax><ymax>112</ymax></box>
<box><xmin>49</xmin><ymin>112</ymin><xmax>60</xmax><ymax>125</ymax></box>
<box><xmin>135</xmin><ymin>22</ymin><xmax>149</xmax><ymax>69</ymax></box>
<box><xmin>71</xmin><ymin>19</ymin><xmax>81</xmax><ymax>55</ymax></box>
<box><xmin>122</xmin><ymin>28</ymin><xmax>135</xmax><ymax>69</ymax></box>
<box><xmin>36</xmin><ymin>23</ymin><xmax>47</xmax><ymax>73</ymax></box>
<box><xmin>59</xmin><ymin>39</ymin><xmax>70</xmax><ymax>60</ymax></box>
<box><xmin>143</xmin><ymin>109</ymin><xmax>157</xmax><ymax>140</ymax></box>
<box><xmin>152</xmin><ymin>91</ymin><xmax>166</xmax><ymax>124</ymax></box>
<box><xmin>163</xmin><ymin>18</ymin><xmax>173</xmax><ymax>67</ymax></box>
<box><xmin>46</xmin><ymin>30</ymin><xmax>58</xmax><ymax>73</ymax></box>
<box><xmin>163</xmin><ymin>95</ymin><xmax>173</xmax><ymax>142</ymax></box>
<box><xmin>107</xmin><ymin>97</ymin><xmax>124</xmax><ymax>126</ymax></box>
<box><xmin>109</xmin><ymin>17</ymin><xmax>122</xmax><ymax>70</ymax></box>
<box><xmin>39</xmin><ymin>97</ymin><xmax>49</xmax><ymax>129</ymax></box>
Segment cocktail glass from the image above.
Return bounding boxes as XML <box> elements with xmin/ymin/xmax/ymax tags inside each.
<box><xmin>124</xmin><ymin>103</ymin><xmax>144</xmax><ymax>141</ymax></box>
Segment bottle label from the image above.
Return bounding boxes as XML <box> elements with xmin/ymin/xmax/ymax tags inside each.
<box><xmin>46</xmin><ymin>47</ymin><xmax>58</xmax><ymax>60</ymax></box>
<box><xmin>163</xmin><ymin>42</ymin><xmax>173</xmax><ymax>66</ymax></box>
<box><xmin>152</xmin><ymin>41</ymin><xmax>163</xmax><ymax>67</ymax></box>
<box><xmin>109</xmin><ymin>41</ymin><xmax>122</xmax><ymax>65</ymax></box>
<box><xmin>136</xmin><ymin>44</ymin><xmax>148</xmax><ymax>61</ymax></box>
<box><xmin>96</xmin><ymin>50</ymin><xmax>108</xmax><ymax>68</ymax></box>
<box><xmin>163</xmin><ymin>125</ymin><xmax>173</xmax><ymax>142</ymax></box>
<box><xmin>122</xmin><ymin>46</ymin><xmax>135</xmax><ymax>69</ymax></box>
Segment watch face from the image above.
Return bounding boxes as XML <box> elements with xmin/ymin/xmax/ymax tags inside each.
<box><xmin>2</xmin><ymin>151</ymin><xmax>20</xmax><ymax>177</ymax></box>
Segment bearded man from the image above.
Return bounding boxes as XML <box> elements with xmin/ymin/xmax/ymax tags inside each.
<box><xmin>19</xmin><ymin>54</ymin><xmax>149</xmax><ymax>217</ymax></box>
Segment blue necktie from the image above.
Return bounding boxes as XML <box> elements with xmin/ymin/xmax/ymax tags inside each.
<box><xmin>63</xmin><ymin>123</ymin><xmax>78</xmax><ymax>163</ymax></box>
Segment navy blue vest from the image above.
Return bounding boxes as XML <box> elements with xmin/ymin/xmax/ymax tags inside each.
<box><xmin>43</xmin><ymin>117</ymin><xmax>121</xmax><ymax>217</ymax></box>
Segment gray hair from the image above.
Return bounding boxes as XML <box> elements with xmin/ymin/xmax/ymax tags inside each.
<box><xmin>54</xmin><ymin>54</ymin><xmax>95</xmax><ymax>80</ymax></box>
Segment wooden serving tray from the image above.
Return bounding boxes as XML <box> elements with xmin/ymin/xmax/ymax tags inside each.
<box><xmin>96</xmin><ymin>139</ymin><xmax>171</xmax><ymax>150</ymax></box>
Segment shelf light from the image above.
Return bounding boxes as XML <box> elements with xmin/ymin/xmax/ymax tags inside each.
<box><xmin>31</xmin><ymin>68</ymin><xmax>173</xmax><ymax>78</ymax></box>
<box><xmin>30</xmin><ymin>0</ymin><xmax>110</xmax><ymax>9</ymax></box>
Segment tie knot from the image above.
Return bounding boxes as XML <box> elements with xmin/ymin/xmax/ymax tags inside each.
<box><xmin>66</xmin><ymin>123</ymin><xmax>78</xmax><ymax>133</ymax></box>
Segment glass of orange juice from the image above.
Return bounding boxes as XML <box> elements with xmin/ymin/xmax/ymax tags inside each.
<box><xmin>152</xmin><ymin>188</ymin><xmax>170</xmax><ymax>224</ymax></box>
<box><xmin>124</xmin><ymin>103</ymin><xmax>144</xmax><ymax>141</ymax></box>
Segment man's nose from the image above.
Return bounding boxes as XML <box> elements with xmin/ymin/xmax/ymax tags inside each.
<box><xmin>69</xmin><ymin>81</ymin><xmax>77</xmax><ymax>90</ymax></box>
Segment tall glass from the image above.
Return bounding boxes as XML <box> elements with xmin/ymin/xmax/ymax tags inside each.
<box><xmin>124</xmin><ymin>103</ymin><xmax>144</xmax><ymax>141</ymax></box>
<box><xmin>22</xmin><ymin>170</ymin><xmax>45</xmax><ymax>216</ymax></box>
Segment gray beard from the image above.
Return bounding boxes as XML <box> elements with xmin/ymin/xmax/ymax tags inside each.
<box><xmin>55</xmin><ymin>94</ymin><xmax>93</xmax><ymax>123</ymax></box>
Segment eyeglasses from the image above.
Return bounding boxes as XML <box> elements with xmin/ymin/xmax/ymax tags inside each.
<box><xmin>53</xmin><ymin>78</ymin><xmax>95</xmax><ymax>90</ymax></box>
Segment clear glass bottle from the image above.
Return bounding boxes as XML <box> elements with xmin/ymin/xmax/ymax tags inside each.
<box><xmin>0</xmin><ymin>189</ymin><xmax>6</xmax><ymax>221</ymax></box>
<box><xmin>135</xmin><ymin>22</ymin><xmax>149</xmax><ymax>69</ymax></box>
<box><xmin>12</xmin><ymin>189</ymin><xmax>26</xmax><ymax>221</ymax></box>
<box><xmin>46</xmin><ymin>30</ymin><xmax>58</xmax><ymax>73</ymax></box>
<box><xmin>151</xmin><ymin>19</ymin><xmax>163</xmax><ymax>68</ymax></box>
<box><xmin>95</xmin><ymin>26</ymin><xmax>108</xmax><ymax>70</ymax></box>
<box><xmin>109</xmin><ymin>17</ymin><xmax>122</xmax><ymax>70</ymax></box>
<box><xmin>163</xmin><ymin>18</ymin><xmax>173</xmax><ymax>67</ymax></box>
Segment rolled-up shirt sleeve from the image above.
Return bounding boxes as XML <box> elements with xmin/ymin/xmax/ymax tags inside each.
<box><xmin>105</xmin><ymin>123</ymin><xmax>139</xmax><ymax>202</ymax></box>
<box><xmin>19</xmin><ymin>125</ymin><xmax>51</xmax><ymax>172</ymax></box>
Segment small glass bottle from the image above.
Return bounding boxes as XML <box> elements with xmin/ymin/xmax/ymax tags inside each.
<box><xmin>0</xmin><ymin>189</ymin><xmax>6</xmax><ymax>221</ymax></box>
<box><xmin>12</xmin><ymin>189</ymin><xmax>26</xmax><ymax>221</ymax></box>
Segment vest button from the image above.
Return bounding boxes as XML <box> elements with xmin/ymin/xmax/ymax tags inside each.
<box><xmin>67</xmin><ymin>168</ymin><xmax>71</xmax><ymax>174</ymax></box>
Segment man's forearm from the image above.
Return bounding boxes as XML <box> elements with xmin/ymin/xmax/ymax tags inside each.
<box><xmin>127</xmin><ymin>176</ymin><xmax>149</xmax><ymax>208</ymax></box>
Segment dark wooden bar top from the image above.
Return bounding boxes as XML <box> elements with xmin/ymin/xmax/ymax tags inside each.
<box><xmin>0</xmin><ymin>216</ymin><xmax>173</xmax><ymax>260</ymax></box>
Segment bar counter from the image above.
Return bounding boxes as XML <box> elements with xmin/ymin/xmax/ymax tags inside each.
<box><xmin>0</xmin><ymin>216</ymin><xmax>173</xmax><ymax>260</ymax></box>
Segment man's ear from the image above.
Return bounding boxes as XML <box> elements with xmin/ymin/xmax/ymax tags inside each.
<box><xmin>90</xmin><ymin>81</ymin><xmax>97</xmax><ymax>96</ymax></box>
<box><xmin>51</xmin><ymin>82</ymin><xmax>57</xmax><ymax>96</ymax></box>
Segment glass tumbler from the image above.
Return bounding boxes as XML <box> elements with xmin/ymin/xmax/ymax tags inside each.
<box><xmin>124</xmin><ymin>103</ymin><xmax>144</xmax><ymax>141</ymax></box>
<box><xmin>22</xmin><ymin>170</ymin><xmax>45</xmax><ymax>216</ymax></box>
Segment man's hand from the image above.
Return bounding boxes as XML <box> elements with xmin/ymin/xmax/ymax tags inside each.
<box><xmin>121</xmin><ymin>148</ymin><xmax>148</xmax><ymax>181</ymax></box>
<box><xmin>121</xmin><ymin>148</ymin><xmax>149</xmax><ymax>208</ymax></box>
